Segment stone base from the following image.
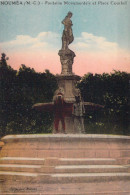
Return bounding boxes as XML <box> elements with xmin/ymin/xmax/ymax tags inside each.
<box><xmin>0</xmin><ymin>134</ymin><xmax>130</xmax><ymax>194</ymax></box>
<box><xmin>1</xmin><ymin>134</ymin><xmax>130</xmax><ymax>158</ymax></box>
<box><xmin>53</xmin><ymin>116</ymin><xmax>85</xmax><ymax>134</ymax></box>
<box><xmin>56</xmin><ymin>74</ymin><xmax>80</xmax><ymax>102</ymax></box>
<box><xmin>58</xmin><ymin>49</ymin><xmax>76</xmax><ymax>75</ymax></box>
<box><xmin>54</xmin><ymin>74</ymin><xmax>82</xmax><ymax>134</ymax></box>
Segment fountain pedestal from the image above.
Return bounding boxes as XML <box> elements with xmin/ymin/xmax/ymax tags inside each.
<box><xmin>52</xmin><ymin>13</ymin><xmax>85</xmax><ymax>134</ymax></box>
<box><xmin>33</xmin><ymin>12</ymin><xmax>104</xmax><ymax>134</ymax></box>
<box><xmin>56</xmin><ymin>74</ymin><xmax>80</xmax><ymax>102</ymax></box>
<box><xmin>55</xmin><ymin>74</ymin><xmax>82</xmax><ymax>133</ymax></box>
<box><xmin>58</xmin><ymin>49</ymin><xmax>75</xmax><ymax>75</ymax></box>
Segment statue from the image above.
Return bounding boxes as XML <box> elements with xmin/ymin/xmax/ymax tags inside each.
<box><xmin>72</xmin><ymin>95</ymin><xmax>85</xmax><ymax>133</ymax></box>
<box><xmin>58</xmin><ymin>12</ymin><xmax>75</xmax><ymax>74</ymax></box>
<box><xmin>62</xmin><ymin>12</ymin><xmax>74</xmax><ymax>50</ymax></box>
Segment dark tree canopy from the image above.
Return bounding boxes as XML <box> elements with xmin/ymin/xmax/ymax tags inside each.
<box><xmin>77</xmin><ymin>71</ymin><xmax>129</xmax><ymax>135</ymax></box>
<box><xmin>0</xmin><ymin>56</ymin><xmax>129</xmax><ymax>137</ymax></box>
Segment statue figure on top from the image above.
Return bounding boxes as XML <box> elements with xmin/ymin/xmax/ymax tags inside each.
<box><xmin>62</xmin><ymin>12</ymin><xmax>74</xmax><ymax>50</ymax></box>
<box><xmin>59</xmin><ymin>12</ymin><xmax>75</xmax><ymax>75</ymax></box>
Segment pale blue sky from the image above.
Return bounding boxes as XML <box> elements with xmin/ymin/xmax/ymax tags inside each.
<box><xmin>0</xmin><ymin>1</ymin><xmax>129</xmax><ymax>75</ymax></box>
<box><xmin>0</xmin><ymin>1</ymin><xmax>130</xmax><ymax>50</ymax></box>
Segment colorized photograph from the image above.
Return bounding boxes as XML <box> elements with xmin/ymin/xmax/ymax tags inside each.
<box><xmin>0</xmin><ymin>0</ymin><xmax>130</xmax><ymax>194</ymax></box>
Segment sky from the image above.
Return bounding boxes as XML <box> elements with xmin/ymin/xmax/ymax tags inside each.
<box><xmin>0</xmin><ymin>0</ymin><xmax>130</xmax><ymax>75</ymax></box>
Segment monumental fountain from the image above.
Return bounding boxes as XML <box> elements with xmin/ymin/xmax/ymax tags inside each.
<box><xmin>33</xmin><ymin>12</ymin><xmax>103</xmax><ymax>134</ymax></box>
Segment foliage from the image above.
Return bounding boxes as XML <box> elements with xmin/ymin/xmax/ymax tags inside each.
<box><xmin>77</xmin><ymin>71</ymin><xmax>130</xmax><ymax>135</ymax></box>
<box><xmin>0</xmin><ymin>64</ymin><xmax>57</xmax><ymax>137</ymax></box>
<box><xmin>0</xmin><ymin>59</ymin><xmax>129</xmax><ymax>136</ymax></box>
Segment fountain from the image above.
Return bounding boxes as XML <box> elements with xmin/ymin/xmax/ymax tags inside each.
<box><xmin>33</xmin><ymin>12</ymin><xmax>103</xmax><ymax>134</ymax></box>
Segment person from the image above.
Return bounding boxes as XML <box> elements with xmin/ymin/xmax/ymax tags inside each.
<box><xmin>62</xmin><ymin>12</ymin><xmax>74</xmax><ymax>50</ymax></box>
<box><xmin>53</xmin><ymin>91</ymin><xmax>66</xmax><ymax>134</ymax></box>
<box><xmin>72</xmin><ymin>96</ymin><xmax>85</xmax><ymax>133</ymax></box>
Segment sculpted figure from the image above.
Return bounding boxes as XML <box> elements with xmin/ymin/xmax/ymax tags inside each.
<box><xmin>62</xmin><ymin>12</ymin><xmax>74</xmax><ymax>50</ymax></box>
<box><xmin>53</xmin><ymin>87</ymin><xmax>64</xmax><ymax>101</ymax></box>
<box><xmin>72</xmin><ymin>95</ymin><xmax>85</xmax><ymax>133</ymax></box>
<box><xmin>58</xmin><ymin>12</ymin><xmax>75</xmax><ymax>74</ymax></box>
<box><xmin>53</xmin><ymin>88</ymin><xmax>66</xmax><ymax>134</ymax></box>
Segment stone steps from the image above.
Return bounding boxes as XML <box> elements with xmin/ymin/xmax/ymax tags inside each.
<box><xmin>0</xmin><ymin>134</ymin><xmax>129</xmax><ymax>194</ymax></box>
<box><xmin>1</xmin><ymin>149</ymin><xmax>129</xmax><ymax>158</ymax></box>
<box><xmin>0</xmin><ymin>171</ymin><xmax>130</xmax><ymax>183</ymax></box>
<box><xmin>40</xmin><ymin>172</ymin><xmax>130</xmax><ymax>183</ymax></box>
<box><xmin>0</xmin><ymin>157</ymin><xmax>45</xmax><ymax>165</ymax></box>
<box><xmin>0</xmin><ymin>157</ymin><xmax>129</xmax><ymax>185</ymax></box>
<box><xmin>0</xmin><ymin>164</ymin><xmax>41</xmax><ymax>173</ymax></box>
<box><xmin>54</xmin><ymin>165</ymin><xmax>128</xmax><ymax>173</ymax></box>
<box><xmin>40</xmin><ymin>164</ymin><xmax>129</xmax><ymax>174</ymax></box>
<box><xmin>58</xmin><ymin>157</ymin><xmax>118</xmax><ymax>165</ymax></box>
<box><xmin>0</xmin><ymin>164</ymin><xmax>128</xmax><ymax>173</ymax></box>
<box><xmin>0</xmin><ymin>157</ymin><xmax>120</xmax><ymax>165</ymax></box>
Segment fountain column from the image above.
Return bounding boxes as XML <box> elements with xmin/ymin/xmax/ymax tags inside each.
<box><xmin>53</xmin><ymin>12</ymin><xmax>82</xmax><ymax>133</ymax></box>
